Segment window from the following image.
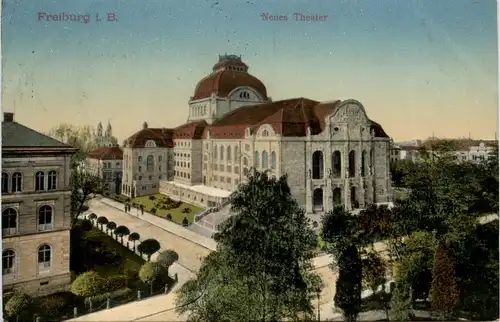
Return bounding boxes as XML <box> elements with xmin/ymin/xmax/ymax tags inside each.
<box><xmin>159</xmin><ymin>165</ymin><xmax>162</xmax><ymax>172</ymax></box>
<box><xmin>38</xmin><ymin>244</ymin><xmax>52</xmax><ymax>272</ymax></box>
<box><xmin>2</xmin><ymin>172</ymin><xmax>8</xmax><ymax>193</ymax></box>
<box><xmin>227</xmin><ymin>146</ymin><xmax>232</xmax><ymax>161</ymax></box>
<box><xmin>239</xmin><ymin>91</ymin><xmax>250</xmax><ymax>100</ymax></box>
<box><xmin>139</xmin><ymin>166</ymin><xmax>142</xmax><ymax>172</ymax></box>
<box><xmin>2</xmin><ymin>208</ymin><xmax>18</xmax><ymax>235</ymax></box>
<box><xmin>262</xmin><ymin>151</ymin><xmax>269</xmax><ymax>169</ymax></box>
<box><xmin>254</xmin><ymin>152</ymin><xmax>259</xmax><ymax>167</ymax></box>
<box><xmin>48</xmin><ymin>171</ymin><xmax>57</xmax><ymax>190</ymax></box>
<box><xmin>213</xmin><ymin>146</ymin><xmax>218</xmax><ymax>159</ymax></box>
<box><xmin>220</xmin><ymin>146</ymin><xmax>224</xmax><ymax>161</ymax></box>
<box><xmin>35</xmin><ymin>171</ymin><xmax>45</xmax><ymax>191</ymax></box>
<box><xmin>2</xmin><ymin>250</ymin><xmax>15</xmax><ymax>275</ymax></box>
<box><xmin>271</xmin><ymin>151</ymin><xmax>276</xmax><ymax>169</ymax></box>
<box><xmin>12</xmin><ymin>172</ymin><xmax>23</xmax><ymax>192</ymax></box>
<box><xmin>235</xmin><ymin>147</ymin><xmax>239</xmax><ymax>161</ymax></box>
<box><xmin>158</xmin><ymin>156</ymin><xmax>162</xmax><ymax>162</ymax></box>
<box><xmin>262</xmin><ymin>130</ymin><xmax>269</xmax><ymax>137</ymax></box>
<box><xmin>148</xmin><ymin>175</ymin><xmax>152</xmax><ymax>180</ymax></box>
<box><xmin>146</xmin><ymin>155</ymin><xmax>154</xmax><ymax>172</ymax></box>
<box><xmin>38</xmin><ymin>205</ymin><xmax>53</xmax><ymax>231</ymax></box>
<box><xmin>243</xmin><ymin>157</ymin><xmax>248</xmax><ymax>166</ymax></box>
<box><xmin>138</xmin><ymin>156</ymin><xmax>142</xmax><ymax>162</ymax></box>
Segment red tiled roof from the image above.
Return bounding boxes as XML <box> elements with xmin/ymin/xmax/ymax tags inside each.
<box><xmin>125</xmin><ymin>128</ymin><xmax>174</xmax><ymax>149</ymax></box>
<box><xmin>201</xmin><ymin>98</ymin><xmax>390</xmax><ymax>139</ymax></box>
<box><xmin>88</xmin><ymin>147</ymin><xmax>123</xmax><ymax>160</ymax></box>
<box><xmin>173</xmin><ymin>120</ymin><xmax>208</xmax><ymax>140</ymax></box>
<box><xmin>192</xmin><ymin>70</ymin><xmax>268</xmax><ymax>101</ymax></box>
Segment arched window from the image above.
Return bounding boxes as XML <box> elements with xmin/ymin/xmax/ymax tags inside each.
<box><xmin>2</xmin><ymin>249</ymin><xmax>15</xmax><ymax>275</ymax></box>
<box><xmin>332</xmin><ymin>151</ymin><xmax>342</xmax><ymax>177</ymax></box>
<box><xmin>262</xmin><ymin>151</ymin><xmax>269</xmax><ymax>169</ymax></box>
<box><xmin>2</xmin><ymin>208</ymin><xmax>18</xmax><ymax>235</ymax></box>
<box><xmin>35</xmin><ymin>171</ymin><xmax>45</xmax><ymax>191</ymax></box>
<box><xmin>38</xmin><ymin>244</ymin><xmax>52</xmax><ymax>272</ymax></box>
<box><xmin>243</xmin><ymin>157</ymin><xmax>248</xmax><ymax>166</ymax></box>
<box><xmin>254</xmin><ymin>151</ymin><xmax>260</xmax><ymax>167</ymax></box>
<box><xmin>138</xmin><ymin>156</ymin><xmax>142</xmax><ymax>162</ymax></box>
<box><xmin>312</xmin><ymin>151</ymin><xmax>324</xmax><ymax>179</ymax></box>
<box><xmin>220</xmin><ymin>146</ymin><xmax>224</xmax><ymax>161</ymax></box>
<box><xmin>146</xmin><ymin>155</ymin><xmax>154</xmax><ymax>171</ymax></box>
<box><xmin>361</xmin><ymin>151</ymin><xmax>367</xmax><ymax>176</ymax></box>
<box><xmin>234</xmin><ymin>147</ymin><xmax>239</xmax><ymax>161</ymax></box>
<box><xmin>271</xmin><ymin>151</ymin><xmax>276</xmax><ymax>169</ymax></box>
<box><xmin>348</xmin><ymin>151</ymin><xmax>356</xmax><ymax>177</ymax></box>
<box><xmin>38</xmin><ymin>205</ymin><xmax>53</xmax><ymax>231</ymax></box>
<box><xmin>227</xmin><ymin>146</ymin><xmax>232</xmax><ymax>161</ymax></box>
<box><xmin>47</xmin><ymin>171</ymin><xmax>57</xmax><ymax>190</ymax></box>
<box><xmin>262</xmin><ymin>130</ymin><xmax>269</xmax><ymax>137</ymax></box>
<box><xmin>2</xmin><ymin>172</ymin><xmax>8</xmax><ymax>193</ymax></box>
<box><xmin>213</xmin><ymin>146</ymin><xmax>218</xmax><ymax>159</ymax></box>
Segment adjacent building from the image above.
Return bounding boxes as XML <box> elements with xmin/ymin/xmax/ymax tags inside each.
<box><xmin>122</xmin><ymin>54</ymin><xmax>393</xmax><ymax>213</ymax></box>
<box><xmin>86</xmin><ymin>147</ymin><xmax>123</xmax><ymax>195</ymax></box>
<box><xmin>95</xmin><ymin>121</ymin><xmax>118</xmax><ymax>148</ymax></box>
<box><xmin>2</xmin><ymin>112</ymin><xmax>76</xmax><ymax>296</ymax></box>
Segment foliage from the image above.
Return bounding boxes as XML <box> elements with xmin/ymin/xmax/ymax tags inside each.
<box><xmin>105</xmin><ymin>275</ymin><xmax>129</xmax><ymax>292</ymax></box>
<box><xmin>182</xmin><ymin>207</ymin><xmax>191</xmax><ymax>213</ymax></box>
<box><xmin>430</xmin><ymin>241</ymin><xmax>459</xmax><ymax>319</ymax></box>
<box><xmin>389</xmin><ymin>159</ymin><xmax>415</xmax><ymax>187</ymax></box>
<box><xmin>114</xmin><ymin>225</ymin><xmax>130</xmax><ymax>243</ymax></box>
<box><xmin>128</xmin><ymin>232</ymin><xmax>140</xmax><ymax>243</ymax></box>
<box><xmin>47</xmin><ymin>123</ymin><xmax>100</xmax><ymax>162</ymax></box>
<box><xmin>35</xmin><ymin>292</ymin><xmax>76</xmax><ymax>319</ymax></box>
<box><xmin>5</xmin><ymin>293</ymin><xmax>32</xmax><ymax>318</ymax></box>
<box><xmin>361</xmin><ymin>251</ymin><xmax>386</xmax><ymax>293</ymax></box>
<box><xmin>70</xmin><ymin>169</ymin><xmax>102</xmax><ymax>227</ymax></box>
<box><xmin>88</xmin><ymin>288</ymin><xmax>133</xmax><ymax>305</ymax></box>
<box><xmin>88</xmin><ymin>213</ymin><xmax>97</xmax><ymax>222</ymax></box>
<box><xmin>137</xmin><ymin>239</ymin><xmax>161</xmax><ymax>260</ymax></box>
<box><xmin>151</xmin><ymin>207</ymin><xmax>157</xmax><ymax>215</ymax></box>
<box><xmin>390</xmin><ymin>279</ymin><xmax>412</xmax><ymax>321</ymax></box>
<box><xmin>176</xmin><ymin>170</ymin><xmax>320</xmax><ymax>321</ymax></box>
<box><xmin>71</xmin><ymin>271</ymin><xmax>107</xmax><ymax>297</ymax></box>
<box><xmin>157</xmin><ymin>250</ymin><xmax>179</xmax><ymax>269</ymax></box>
<box><xmin>149</xmin><ymin>195</ymin><xmax>156</xmax><ymax>200</ymax></box>
<box><xmin>139</xmin><ymin>262</ymin><xmax>170</xmax><ymax>291</ymax></box>
<box><xmin>334</xmin><ymin>245</ymin><xmax>362</xmax><ymax>322</ymax></box>
<box><xmin>166</xmin><ymin>213</ymin><xmax>172</xmax><ymax>221</ymax></box>
<box><xmin>80</xmin><ymin>219</ymin><xmax>93</xmax><ymax>231</ymax></box>
<box><xmin>106</xmin><ymin>221</ymin><xmax>117</xmax><ymax>233</ymax></box>
<box><xmin>97</xmin><ymin>216</ymin><xmax>108</xmax><ymax>228</ymax></box>
<box><xmin>182</xmin><ymin>217</ymin><xmax>189</xmax><ymax>226</ymax></box>
<box><xmin>321</xmin><ymin>206</ymin><xmax>359</xmax><ymax>259</ymax></box>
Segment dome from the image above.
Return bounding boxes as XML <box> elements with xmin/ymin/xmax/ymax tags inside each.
<box><xmin>191</xmin><ymin>54</ymin><xmax>268</xmax><ymax>101</ymax></box>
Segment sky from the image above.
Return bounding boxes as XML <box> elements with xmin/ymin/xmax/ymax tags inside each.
<box><xmin>1</xmin><ymin>0</ymin><xmax>498</xmax><ymax>142</ymax></box>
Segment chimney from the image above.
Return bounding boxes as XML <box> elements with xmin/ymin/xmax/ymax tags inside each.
<box><xmin>3</xmin><ymin>112</ymin><xmax>14</xmax><ymax>122</ymax></box>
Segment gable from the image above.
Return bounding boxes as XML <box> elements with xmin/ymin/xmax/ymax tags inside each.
<box><xmin>329</xmin><ymin>100</ymin><xmax>369</xmax><ymax>124</ymax></box>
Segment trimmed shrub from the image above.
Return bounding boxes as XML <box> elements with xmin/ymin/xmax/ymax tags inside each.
<box><xmin>36</xmin><ymin>292</ymin><xmax>76</xmax><ymax>319</ymax></box>
<box><xmin>138</xmin><ymin>239</ymin><xmax>161</xmax><ymax>261</ymax></box>
<box><xmin>182</xmin><ymin>217</ymin><xmax>189</xmax><ymax>227</ymax></box>
<box><xmin>149</xmin><ymin>195</ymin><xmax>156</xmax><ymax>200</ymax></box>
<box><xmin>5</xmin><ymin>293</ymin><xmax>32</xmax><ymax>318</ymax></box>
<box><xmin>157</xmin><ymin>250</ymin><xmax>179</xmax><ymax>269</ymax></box>
<box><xmin>129</xmin><ymin>232</ymin><xmax>140</xmax><ymax>243</ymax></box>
<box><xmin>151</xmin><ymin>207</ymin><xmax>157</xmax><ymax>215</ymax></box>
<box><xmin>96</xmin><ymin>216</ymin><xmax>108</xmax><ymax>229</ymax></box>
<box><xmin>126</xmin><ymin>197</ymin><xmax>131</xmax><ymax>202</ymax></box>
<box><xmin>107</xmin><ymin>221</ymin><xmax>117</xmax><ymax>236</ymax></box>
<box><xmin>139</xmin><ymin>262</ymin><xmax>171</xmax><ymax>292</ymax></box>
<box><xmin>106</xmin><ymin>275</ymin><xmax>129</xmax><ymax>292</ymax></box>
<box><xmin>181</xmin><ymin>207</ymin><xmax>191</xmax><ymax>214</ymax></box>
<box><xmin>114</xmin><ymin>225</ymin><xmax>131</xmax><ymax>243</ymax></box>
<box><xmin>88</xmin><ymin>288</ymin><xmax>133</xmax><ymax>304</ymax></box>
<box><xmin>88</xmin><ymin>213</ymin><xmax>97</xmax><ymax>221</ymax></box>
<box><xmin>71</xmin><ymin>271</ymin><xmax>107</xmax><ymax>297</ymax></box>
<box><xmin>80</xmin><ymin>219</ymin><xmax>93</xmax><ymax>231</ymax></box>
<box><xmin>166</xmin><ymin>213</ymin><xmax>172</xmax><ymax>221</ymax></box>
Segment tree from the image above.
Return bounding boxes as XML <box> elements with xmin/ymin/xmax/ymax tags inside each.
<box><xmin>128</xmin><ymin>232</ymin><xmax>141</xmax><ymax>250</ymax></box>
<box><xmin>139</xmin><ymin>262</ymin><xmax>169</xmax><ymax>294</ymax></box>
<box><xmin>182</xmin><ymin>217</ymin><xmax>189</xmax><ymax>226</ymax></box>
<box><xmin>87</xmin><ymin>213</ymin><xmax>97</xmax><ymax>224</ymax></box>
<box><xmin>114</xmin><ymin>225</ymin><xmax>130</xmax><ymax>244</ymax></box>
<box><xmin>430</xmin><ymin>241</ymin><xmax>459</xmax><ymax>320</ymax></box>
<box><xmin>47</xmin><ymin>123</ymin><xmax>98</xmax><ymax>162</ymax></box>
<box><xmin>71</xmin><ymin>169</ymin><xmax>102</xmax><ymax>227</ymax></box>
<box><xmin>106</xmin><ymin>221</ymin><xmax>117</xmax><ymax>238</ymax></box>
<box><xmin>138</xmin><ymin>239</ymin><xmax>161</xmax><ymax>261</ymax></box>
<box><xmin>166</xmin><ymin>214</ymin><xmax>172</xmax><ymax>221</ymax></box>
<box><xmin>157</xmin><ymin>250</ymin><xmax>179</xmax><ymax>271</ymax></box>
<box><xmin>96</xmin><ymin>216</ymin><xmax>108</xmax><ymax>230</ymax></box>
<box><xmin>5</xmin><ymin>293</ymin><xmax>32</xmax><ymax>319</ymax></box>
<box><xmin>71</xmin><ymin>271</ymin><xmax>107</xmax><ymax>297</ymax></box>
<box><xmin>176</xmin><ymin>170</ymin><xmax>320</xmax><ymax>321</ymax></box>
<box><xmin>80</xmin><ymin>219</ymin><xmax>93</xmax><ymax>232</ymax></box>
<box><xmin>361</xmin><ymin>251</ymin><xmax>386</xmax><ymax>294</ymax></box>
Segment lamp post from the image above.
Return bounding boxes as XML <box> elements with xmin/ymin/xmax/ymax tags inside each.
<box><xmin>316</xmin><ymin>290</ymin><xmax>321</xmax><ymax>322</ymax></box>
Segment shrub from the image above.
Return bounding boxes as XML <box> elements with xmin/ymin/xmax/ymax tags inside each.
<box><xmin>430</xmin><ymin>241</ymin><xmax>459</xmax><ymax>319</ymax></box>
<box><xmin>107</xmin><ymin>221</ymin><xmax>117</xmax><ymax>235</ymax></box>
<box><xmin>3</xmin><ymin>291</ymin><xmax>14</xmax><ymax>304</ymax></box>
<box><xmin>80</xmin><ymin>219</ymin><xmax>93</xmax><ymax>232</ymax></box>
<box><xmin>36</xmin><ymin>293</ymin><xmax>75</xmax><ymax>319</ymax></box>
<box><xmin>114</xmin><ymin>225</ymin><xmax>131</xmax><ymax>243</ymax></box>
<box><xmin>138</xmin><ymin>239</ymin><xmax>161</xmax><ymax>261</ymax></box>
<box><xmin>157</xmin><ymin>250</ymin><xmax>179</xmax><ymax>269</ymax></box>
<box><xmin>126</xmin><ymin>197</ymin><xmax>131</xmax><ymax>202</ymax></box>
<box><xmin>161</xmin><ymin>205</ymin><xmax>167</xmax><ymax>210</ymax></box>
<box><xmin>182</xmin><ymin>217</ymin><xmax>189</xmax><ymax>226</ymax></box>
<box><xmin>166</xmin><ymin>213</ymin><xmax>172</xmax><ymax>221</ymax></box>
<box><xmin>139</xmin><ymin>262</ymin><xmax>171</xmax><ymax>292</ymax></box>
<box><xmin>71</xmin><ymin>271</ymin><xmax>107</xmax><ymax>297</ymax></box>
<box><xmin>149</xmin><ymin>195</ymin><xmax>156</xmax><ymax>200</ymax></box>
<box><xmin>151</xmin><ymin>207</ymin><xmax>157</xmax><ymax>215</ymax></box>
<box><xmin>88</xmin><ymin>288</ymin><xmax>132</xmax><ymax>305</ymax></box>
<box><xmin>106</xmin><ymin>275</ymin><xmax>129</xmax><ymax>292</ymax></box>
<box><xmin>81</xmin><ymin>205</ymin><xmax>90</xmax><ymax>212</ymax></box>
<box><xmin>5</xmin><ymin>293</ymin><xmax>32</xmax><ymax>318</ymax></box>
<box><xmin>88</xmin><ymin>213</ymin><xmax>97</xmax><ymax>221</ymax></box>
<box><xmin>129</xmin><ymin>232</ymin><xmax>140</xmax><ymax>244</ymax></box>
<box><xmin>182</xmin><ymin>207</ymin><xmax>192</xmax><ymax>214</ymax></box>
<box><xmin>96</xmin><ymin>216</ymin><xmax>108</xmax><ymax>228</ymax></box>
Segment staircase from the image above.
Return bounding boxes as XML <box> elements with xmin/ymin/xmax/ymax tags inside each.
<box><xmin>188</xmin><ymin>202</ymin><xmax>234</xmax><ymax>238</ymax></box>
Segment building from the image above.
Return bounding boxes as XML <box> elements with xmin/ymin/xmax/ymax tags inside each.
<box><xmin>451</xmin><ymin>140</ymin><xmax>497</xmax><ymax>163</ymax></box>
<box><xmin>86</xmin><ymin>147</ymin><xmax>123</xmax><ymax>195</ymax></box>
<box><xmin>2</xmin><ymin>112</ymin><xmax>76</xmax><ymax>295</ymax></box>
<box><xmin>95</xmin><ymin>121</ymin><xmax>118</xmax><ymax>148</ymax></box>
<box><xmin>122</xmin><ymin>54</ymin><xmax>393</xmax><ymax>213</ymax></box>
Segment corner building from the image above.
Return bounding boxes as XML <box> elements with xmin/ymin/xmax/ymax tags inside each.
<box><xmin>122</xmin><ymin>54</ymin><xmax>392</xmax><ymax>213</ymax></box>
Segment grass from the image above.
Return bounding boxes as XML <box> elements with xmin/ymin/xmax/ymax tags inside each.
<box><xmin>131</xmin><ymin>193</ymin><xmax>204</xmax><ymax>225</ymax></box>
<box><xmin>84</xmin><ymin>227</ymin><xmax>145</xmax><ymax>277</ymax></box>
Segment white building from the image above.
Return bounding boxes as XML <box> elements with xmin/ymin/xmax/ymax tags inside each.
<box><xmin>86</xmin><ymin>147</ymin><xmax>123</xmax><ymax>195</ymax></box>
<box><xmin>121</xmin><ymin>54</ymin><xmax>393</xmax><ymax>214</ymax></box>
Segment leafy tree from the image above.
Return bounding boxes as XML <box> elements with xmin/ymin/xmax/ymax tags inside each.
<box><xmin>71</xmin><ymin>169</ymin><xmax>102</xmax><ymax>227</ymax></box>
<box><xmin>176</xmin><ymin>170</ymin><xmax>320</xmax><ymax>321</ymax></box>
<box><xmin>87</xmin><ymin>213</ymin><xmax>97</xmax><ymax>223</ymax></box>
<box><xmin>106</xmin><ymin>221</ymin><xmax>117</xmax><ymax>237</ymax></box>
<box><xmin>5</xmin><ymin>293</ymin><xmax>32</xmax><ymax>319</ymax></box>
<box><xmin>80</xmin><ymin>219</ymin><xmax>93</xmax><ymax>231</ymax></box>
<box><xmin>390</xmin><ymin>278</ymin><xmax>412</xmax><ymax>321</ymax></box>
<box><xmin>430</xmin><ymin>241</ymin><xmax>459</xmax><ymax>320</ymax></box>
<box><xmin>47</xmin><ymin>123</ymin><xmax>99</xmax><ymax>162</ymax></box>
<box><xmin>128</xmin><ymin>232</ymin><xmax>140</xmax><ymax>250</ymax></box>
<box><xmin>361</xmin><ymin>251</ymin><xmax>386</xmax><ymax>294</ymax></box>
<box><xmin>335</xmin><ymin>245</ymin><xmax>362</xmax><ymax>322</ymax></box>
<box><xmin>114</xmin><ymin>225</ymin><xmax>130</xmax><ymax>243</ymax></box>
<box><xmin>71</xmin><ymin>271</ymin><xmax>107</xmax><ymax>297</ymax></box>
<box><xmin>157</xmin><ymin>250</ymin><xmax>179</xmax><ymax>271</ymax></box>
<box><xmin>96</xmin><ymin>216</ymin><xmax>108</xmax><ymax>230</ymax></box>
<box><xmin>138</xmin><ymin>239</ymin><xmax>161</xmax><ymax>261</ymax></box>
<box><xmin>139</xmin><ymin>262</ymin><xmax>169</xmax><ymax>293</ymax></box>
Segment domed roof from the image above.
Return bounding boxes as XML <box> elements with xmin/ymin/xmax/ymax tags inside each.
<box><xmin>191</xmin><ymin>54</ymin><xmax>268</xmax><ymax>101</ymax></box>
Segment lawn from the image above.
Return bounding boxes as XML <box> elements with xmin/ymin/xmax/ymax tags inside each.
<box><xmin>131</xmin><ymin>193</ymin><xmax>204</xmax><ymax>225</ymax></box>
<box><xmin>83</xmin><ymin>227</ymin><xmax>145</xmax><ymax>278</ymax></box>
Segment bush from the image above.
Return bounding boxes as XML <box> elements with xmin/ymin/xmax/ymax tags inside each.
<box><xmin>106</xmin><ymin>275</ymin><xmax>129</xmax><ymax>292</ymax></box>
<box><xmin>5</xmin><ymin>293</ymin><xmax>32</xmax><ymax>318</ymax></box>
<box><xmin>88</xmin><ymin>213</ymin><xmax>97</xmax><ymax>221</ymax></box>
<box><xmin>114</xmin><ymin>225</ymin><xmax>131</xmax><ymax>243</ymax></box>
<box><xmin>161</xmin><ymin>205</ymin><xmax>167</xmax><ymax>210</ymax></box>
<box><xmin>138</xmin><ymin>239</ymin><xmax>161</xmax><ymax>261</ymax></box>
<box><xmin>71</xmin><ymin>271</ymin><xmax>107</xmax><ymax>297</ymax></box>
<box><xmin>129</xmin><ymin>232</ymin><xmax>140</xmax><ymax>243</ymax></box>
<box><xmin>139</xmin><ymin>262</ymin><xmax>171</xmax><ymax>291</ymax></box>
<box><xmin>430</xmin><ymin>241</ymin><xmax>459</xmax><ymax>319</ymax></box>
<box><xmin>182</xmin><ymin>207</ymin><xmax>191</xmax><ymax>214</ymax></box>
<box><xmin>151</xmin><ymin>207</ymin><xmax>157</xmax><ymax>215</ymax></box>
<box><xmin>80</xmin><ymin>219</ymin><xmax>93</xmax><ymax>231</ymax></box>
<box><xmin>126</xmin><ymin>197</ymin><xmax>131</xmax><ymax>202</ymax></box>
<box><xmin>166</xmin><ymin>213</ymin><xmax>172</xmax><ymax>221</ymax></box>
<box><xmin>3</xmin><ymin>291</ymin><xmax>14</xmax><ymax>304</ymax></box>
<box><xmin>81</xmin><ymin>205</ymin><xmax>90</xmax><ymax>212</ymax></box>
<box><xmin>107</xmin><ymin>221</ymin><xmax>117</xmax><ymax>232</ymax></box>
<box><xmin>36</xmin><ymin>292</ymin><xmax>75</xmax><ymax>319</ymax></box>
<box><xmin>88</xmin><ymin>288</ymin><xmax>133</xmax><ymax>304</ymax></box>
<box><xmin>149</xmin><ymin>195</ymin><xmax>156</xmax><ymax>200</ymax></box>
<box><xmin>157</xmin><ymin>250</ymin><xmax>179</xmax><ymax>269</ymax></box>
<box><xmin>182</xmin><ymin>217</ymin><xmax>189</xmax><ymax>226</ymax></box>
<box><xmin>97</xmin><ymin>216</ymin><xmax>109</xmax><ymax>227</ymax></box>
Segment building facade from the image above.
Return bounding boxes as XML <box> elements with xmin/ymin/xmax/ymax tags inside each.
<box><xmin>86</xmin><ymin>147</ymin><xmax>123</xmax><ymax>195</ymax></box>
<box><xmin>2</xmin><ymin>112</ymin><xmax>76</xmax><ymax>296</ymax></box>
<box><xmin>95</xmin><ymin>121</ymin><xmax>118</xmax><ymax>148</ymax></box>
<box><xmin>122</xmin><ymin>54</ymin><xmax>393</xmax><ymax>213</ymax></box>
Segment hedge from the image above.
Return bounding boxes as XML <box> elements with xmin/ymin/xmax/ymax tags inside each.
<box><xmin>5</xmin><ymin>293</ymin><xmax>32</xmax><ymax>318</ymax></box>
<box><xmin>106</xmin><ymin>275</ymin><xmax>129</xmax><ymax>292</ymax></box>
<box><xmin>87</xmin><ymin>288</ymin><xmax>133</xmax><ymax>304</ymax></box>
<box><xmin>71</xmin><ymin>271</ymin><xmax>107</xmax><ymax>297</ymax></box>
